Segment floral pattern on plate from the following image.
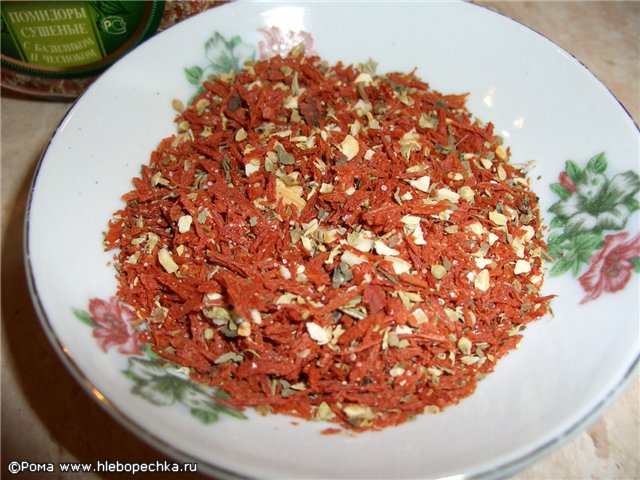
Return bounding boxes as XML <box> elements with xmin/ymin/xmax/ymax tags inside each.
<box><xmin>73</xmin><ymin>297</ymin><xmax>246</xmax><ymax>424</ymax></box>
<box><xmin>547</xmin><ymin>152</ymin><xmax>640</xmax><ymax>303</ymax></box>
<box><xmin>257</xmin><ymin>25</ymin><xmax>316</xmax><ymax>59</ymax></box>
<box><xmin>73</xmin><ymin>297</ymin><xmax>141</xmax><ymax>355</ymax></box>
<box><xmin>184</xmin><ymin>32</ymin><xmax>255</xmax><ymax>87</ymax></box>
<box><xmin>183</xmin><ymin>27</ymin><xmax>314</xmax><ymax>96</ymax></box>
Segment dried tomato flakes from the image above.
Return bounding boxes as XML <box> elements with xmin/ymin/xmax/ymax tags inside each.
<box><xmin>105</xmin><ymin>48</ymin><xmax>551</xmax><ymax>431</ymax></box>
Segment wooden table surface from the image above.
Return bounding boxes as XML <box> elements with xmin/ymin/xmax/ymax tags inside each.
<box><xmin>2</xmin><ymin>2</ymin><xmax>638</xmax><ymax>479</ymax></box>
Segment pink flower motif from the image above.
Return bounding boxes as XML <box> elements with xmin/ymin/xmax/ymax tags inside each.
<box><xmin>89</xmin><ymin>297</ymin><xmax>141</xmax><ymax>355</ymax></box>
<box><xmin>258</xmin><ymin>26</ymin><xmax>316</xmax><ymax>60</ymax></box>
<box><xmin>578</xmin><ymin>232</ymin><xmax>640</xmax><ymax>304</ymax></box>
<box><xmin>559</xmin><ymin>171</ymin><xmax>576</xmax><ymax>193</ymax></box>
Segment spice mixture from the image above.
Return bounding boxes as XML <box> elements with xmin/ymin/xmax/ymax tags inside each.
<box><xmin>105</xmin><ymin>48</ymin><xmax>551</xmax><ymax>431</ymax></box>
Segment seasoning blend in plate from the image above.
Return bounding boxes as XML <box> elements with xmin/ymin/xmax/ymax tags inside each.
<box><xmin>104</xmin><ymin>49</ymin><xmax>552</xmax><ymax>432</ymax></box>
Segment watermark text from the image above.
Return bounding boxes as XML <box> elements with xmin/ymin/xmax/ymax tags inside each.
<box><xmin>7</xmin><ymin>460</ymin><xmax>198</xmax><ymax>475</ymax></box>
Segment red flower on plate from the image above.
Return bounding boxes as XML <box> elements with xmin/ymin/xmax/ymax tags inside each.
<box><xmin>578</xmin><ymin>232</ymin><xmax>640</xmax><ymax>304</ymax></box>
<box><xmin>258</xmin><ymin>26</ymin><xmax>316</xmax><ymax>60</ymax></box>
<box><xmin>89</xmin><ymin>297</ymin><xmax>141</xmax><ymax>355</ymax></box>
<box><xmin>559</xmin><ymin>171</ymin><xmax>576</xmax><ymax>193</ymax></box>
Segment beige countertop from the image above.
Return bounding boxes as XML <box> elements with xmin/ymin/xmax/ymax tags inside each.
<box><xmin>2</xmin><ymin>2</ymin><xmax>638</xmax><ymax>479</ymax></box>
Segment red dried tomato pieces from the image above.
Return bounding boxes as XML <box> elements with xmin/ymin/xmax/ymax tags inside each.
<box><xmin>105</xmin><ymin>49</ymin><xmax>551</xmax><ymax>431</ymax></box>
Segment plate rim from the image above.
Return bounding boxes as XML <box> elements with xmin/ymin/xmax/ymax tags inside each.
<box><xmin>23</xmin><ymin>1</ymin><xmax>640</xmax><ymax>478</ymax></box>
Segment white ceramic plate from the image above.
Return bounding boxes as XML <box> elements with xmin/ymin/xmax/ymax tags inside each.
<box><xmin>26</xmin><ymin>2</ymin><xmax>639</xmax><ymax>478</ymax></box>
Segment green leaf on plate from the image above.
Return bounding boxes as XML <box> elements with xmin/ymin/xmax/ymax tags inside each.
<box><xmin>632</xmin><ymin>257</ymin><xmax>640</xmax><ymax>273</ymax></box>
<box><xmin>625</xmin><ymin>197</ymin><xmax>640</xmax><ymax>212</ymax></box>
<box><xmin>586</xmin><ymin>152</ymin><xmax>608</xmax><ymax>174</ymax></box>
<box><xmin>212</xmin><ymin>53</ymin><xmax>238</xmax><ymax>74</ymax></box>
<box><xmin>565</xmin><ymin>159</ymin><xmax>584</xmax><ymax>183</ymax></box>
<box><xmin>549</xmin><ymin>216</ymin><xmax>566</xmax><ymax>229</ymax></box>
<box><xmin>140</xmin><ymin>342</ymin><xmax>161</xmax><ymax>361</ymax></box>
<box><xmin>227</xmin><ymin>35</ymin><xmax>242</xmax><ymax>50</ymax></box>
<box><xmin>570</xmin><ymin>257</ymin><xmax>583</xmax><ymax>276</ymax></box>
<box><xmin>73</xmin><ymin>307</ymin><xmax>96</xmax><ymax>327</ymax></box>
<box><xmin>191</xmin><ymin>408</ymin><xmax>219</xmax><ymax>424</ymax></box>
<box><xmin>185</xmin><ymin>66</ymin><xmax>203</xmax><ymax>85</ymax></box>
<box><xmin>214</xmin><ymin>389</ymin><xmax>232</xmax><ymax>400</ymax></box>
<box><xmin>132</xmin><ymin>376</ymin><xmax>179</xmax><ymax>406</ymax></box>
<box><xmin>548</xmin><ymin>232</ymin><xmax>604</xmax><ymax>277</ymax></box>
<box><xmin>547</xmin><ymin>230</ymin><xmax>567</xmax><ymax>244</ymax></box>
<box><xmin>550</xmin><ymin>183</ymin><xmax>571</xmax><ymax>200</ymax></box>
<box><xmin>549</xmin><ymin>258</ymin><xmax>572</xmax><ymax>277</ymax></box>
<box><xmin>122</xmin><ymin>370</ymin><xmax>141</xmax><ymax>383</ymax></box>
<box><xmin>125</xmin><ymin>357</ymin><xmax>167</xmax><ymax>382</ymax></box>
<box><xmin>213</xmin><ymin>402</ymin><xmax>247</xmax><ymax>419</ymax></box>
<box><xmin>546</xmin><ymin>241</ymin><xmax>565</xmax><ymax>260</ymax></box>
<box><xmin>177</xmin><ymin>383</ymin><xmax>216</xmax><ymax>410</ymax></box>
<box><xmin>573</xmin><ymin>232</ymin><xmax>603</xmax><ymax>252</ymax></box>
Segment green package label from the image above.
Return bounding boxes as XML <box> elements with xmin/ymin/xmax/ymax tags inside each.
<box><xmin>1</xmin><ymin>1</ymin><xmax>164</xmax><ymax>77</ymax></box>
